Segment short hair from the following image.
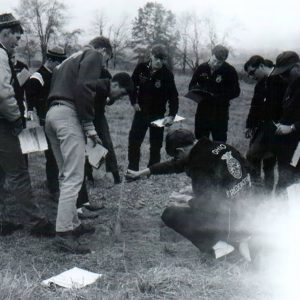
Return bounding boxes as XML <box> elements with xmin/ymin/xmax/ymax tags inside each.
<box><xmin>212</xmin><ymin>45</ymin><xmax>229</xmax><ymax>61</ymax></box>
<box><xmin>165</xmin><ymin>129</ymin><xmax>196</xmax><ymax>157</ymax></box>
<box><xmin>112</xmin><ymin>72</ymin><xmax>134</xmax><ymax>95</ymax></box>
<box><xmin>151</xmin><ymin>44</ymin><xmax>168</xmax><ymax>59</ymax></box>
<box><xmin>244</xmin><ymin>55</ymin><xmax>273</xmax><ymax>72</ymax></box>
<box><xmin>89</xmin><ymin>36</ymin><xmax>112</xmax><ymax>55</ymax></box>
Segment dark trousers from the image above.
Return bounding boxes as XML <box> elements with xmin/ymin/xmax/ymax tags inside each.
<box><xmin>128</xmin><ymin>112</ymin><xmax>164</xmax><ymax>171</ymax></box>
<box><xmin>274</xmin><ymin>134</ymin><xmax>300</xmax><ymax>193</ymax></box>
<box><xmin>246</xmin><ymin>128</ymin><xmax>277</xmax><ymax>192</ymax></box>
<box><xmin>195</xmin><ymin>105</ymin><xmax>228</xmax><ymax>142</ymax></box>
<box><xmin>45</xmin><ymin>137</ymin><xmax>59</xmax><ymax>193</ymax></box>
<box><xmin>0</xmin><ymin>120</ymin><xmax>43</xmax><ymax>221</ymax></box>
<box><xmin>161</xmin><ymin>206</ymin><xmax>248</xmax><ymax>253</ymax></box>
<box><xmin>94</xmin><ymin>113</ymin><xmax>118</xmax><ymax>174</ymax></box>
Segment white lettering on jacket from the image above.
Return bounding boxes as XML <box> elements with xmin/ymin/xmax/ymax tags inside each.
<box><xmin>212</xmin><ymin>144</ymin><xmax>226</xmax><ymax>155</ymax></box>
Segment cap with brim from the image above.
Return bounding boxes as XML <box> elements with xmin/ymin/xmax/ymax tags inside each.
<box><xmin>0</xmin><ymin>13</ymin><xmax>23</xmax><ymax>33</ymax></box>
<box><xmin>271</xmin><ymin>51</ymin><xmax>300</xmax><ymax>76</ymax></box>
<box><xmin>46</xmin><ymin>47</ymin><xmax>67</xmax><ymax>61</ymax></box>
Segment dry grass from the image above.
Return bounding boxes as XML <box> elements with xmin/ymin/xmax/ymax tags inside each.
<box><xmin>0</xmin><ymin>72</ymin><xmax>276</xmax><ymax>299</ymax></box>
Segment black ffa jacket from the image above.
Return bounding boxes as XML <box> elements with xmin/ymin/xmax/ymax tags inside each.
<box><xmin>12</xmin><ymin>60</ymin><xmax>29</xmax><ymax>120</ymax></box>
<box><xmin>130</xmin><ymin>62</ymin><xmax>179</xmax><ymax>117</ymax></box>
<box><xmin>246</xmin><ymin>76</ymin><xmax>287</xmax><ymax>129</ymax></box>
<box><xmin>26</xmin><ymin>65</ymin><xmax>52</xmax><ymax>123</ymax></box>
<box><xmin>189</xmin><ymin>61</ymin><xmax>240</xmax><ymax>106</ymax></box>
<box><xmin>280</xmin><ymin>76</ymin><xmax>300</xmax><ymax>133</ymax></box>
<box><xmin>150</xmin><ymin>138</ymin><xmax>251</xmax><ymax>211</ymax></box>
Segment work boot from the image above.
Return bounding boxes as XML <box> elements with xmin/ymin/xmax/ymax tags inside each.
<box><xmin>77</xmin><ymin>207</ymin><xmax>99</xmax><ymax>219</ymax></box>
<box><xmin>30</xmin><ymin>218</ymin><xmax>55</xmax><ymax>237</ymax></box>
<box><xmin>73</xmin><ymin>223</ymin><xmax>96</xmax><ymax>238</ymax></box>
<box><xmin>0</xmin><ymin>220</ymin><xmax>23</xmax><ymax>236</ymax></box>
<box><xmin>112</xmin><ymin>171</ymin><xmax>121</xmax><ymax>184</ymax></box>
<box><xmin>54</xmin><ymin>232</ymin><xmax>91</xmax><ymax>254</ymax></box>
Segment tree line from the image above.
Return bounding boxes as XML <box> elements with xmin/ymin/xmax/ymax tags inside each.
<box><xmin>15</xmin><ymin>0</ymin><xmax>235</xmax><ymax>71</ymax></box>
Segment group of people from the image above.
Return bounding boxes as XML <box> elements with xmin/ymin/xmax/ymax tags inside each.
<box><xmin>1</xmin><ymin>11</ymin><xmax>300</xmax><ymax>258</ymax></box>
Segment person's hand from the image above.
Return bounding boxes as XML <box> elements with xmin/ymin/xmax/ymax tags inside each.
<box><xmin>87</xmin><ymin>134</ymin><xmax>102</xmax><ymax>147</ymax></box>
<box><xmin>245</xmin><ymin>128</ymin><xmax>255</xmax><ymax>139</ymax></box>
<box><xmin>133</xmin><ymin>103</ymin><xmax>141</xmax><ymax>112</ymax></box>
<box><xmin>275</xmin><ymin>124</ymin><xmax>294</xmax><ymax>135</ymax></box>
<box><xmin>162</xmin><ymin>116</ymin><xmax>174</xmax><ymax>127</ymax></box>
<box><xmin>126</xmin><ymin>169</ymin><xmax>143</xmax><ymax>179</ymax></box>
<box><xmin>11</xmin><ymin>118</ymin><xmax>23</xmax><ymax>136</ymax></box>
<box><xmin>27</xmin><ymin>110</ymin><xmax>34</xmax><ymax>121</ymax></box>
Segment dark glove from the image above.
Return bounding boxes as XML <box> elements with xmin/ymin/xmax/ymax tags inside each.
<box><xmin>11</xmin><ymin>118</ymin><xmax>23</xmax><ymax>136</ymax></box>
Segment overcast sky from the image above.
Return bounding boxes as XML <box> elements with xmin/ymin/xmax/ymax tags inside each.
<box><xmin>1</xmin><ymin>0</ymin><xmax>299</xmax><ymax>53</ymax></box>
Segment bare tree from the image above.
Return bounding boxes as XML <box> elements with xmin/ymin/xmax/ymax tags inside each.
<box><xmin>92</xmin><ymin>10</ymin><xmax>107</xmax><ymax>36</ymax></box>
<box><xmin>17</xmin><ymin>33</ymin><xmax>39</xmax><ymax>67</ymax></box>
<box><xmin>59</xmin><ymin>29</ymin><xmax>82</xmax><ymax>55</ymax></box>
<box><xmin>107</xmin><ymin>17</ymin><xmax>130</xmax><ymax>69</ymax></box>
<box><xmin>15</xmin><ymin>0</ymin><xmax>67</xmax><ymax>62</ymax></box>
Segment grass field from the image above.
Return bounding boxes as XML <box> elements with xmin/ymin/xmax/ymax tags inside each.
<box><xmin>0</xmin><ymin>74</ymin><xmax>278</xmax><ymax>300</ymax></box>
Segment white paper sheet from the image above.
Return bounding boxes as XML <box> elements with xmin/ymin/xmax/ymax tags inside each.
<box><xmin>42</xmin><ymin>267</ymin><xmax>102</xmax><ymax>289</ymax></box>
<box><xmin>86</xmin><ymin>139</ymin><xmax>108</xmax><ymax>169</ymax></box>
<box><xmin>17</xmin><ymin>68</ymin><xmax>31</xmax><ymax>87</ymax></box>
<box><xmin>151</xmin><ymin>115</ymin><xmax>185</xmax><ymax>127</ymax></box>
<box><xmin>18</xmin><ymin>126</ymin><xmax>48</xmax><ymax>154</ymax></box>
<box><xmin>290</xmin><ymin>142</ymin><xmax>300</xmax><ymax>167</ymax></box>
<box><xmin>212</xmin><ymin>241</ymin><xmax>235</xmax><ymax>259</ymax></box>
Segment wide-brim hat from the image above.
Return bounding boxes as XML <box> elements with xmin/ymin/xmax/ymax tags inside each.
<box><xmin>46</xmin><ymin>46</ymin><xmax>67</xmax><ymax>61</ymax></box>
<box><xmin>0</xmin><ymin>13</ymin><xmax>23</xmax><ymax>33</ymax></box>
<box><xmin>271</xmin><ymin>51</ymin><xmax>300</xmax><ymax>76</ymax></box>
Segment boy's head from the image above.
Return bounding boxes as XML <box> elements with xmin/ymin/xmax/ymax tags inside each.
<box><xmin>89</xmin><ymin>36</ymin><xmax>113</xmax><ymax>62</ymax></box>
<box><xmin>0</xmin><ymin>13</ymin><xmax>23</xmax><ymax>55</ymax></box>
<box><xmin>150</xmin><ymin>44</ymin><xmax>167</xmax><ymax>70</ymax></box>
<box><xmin>244</xmin><ymin>55</ymin><xmax>274</xmax><ymax>80</ymax></box>
<box><xmin>165</xmin><ymin>129</ymin><xmax>196</xmax><ymax>159</ymax></box>
<box><xmin>209</xmin><ymin>45</ymin><xmax>229</xmax><ymax>70</ymax></box>
<box><xmin>110</xmin><ymin>72</ymin><xmax>134</xmax><ymax>100</ymax></box>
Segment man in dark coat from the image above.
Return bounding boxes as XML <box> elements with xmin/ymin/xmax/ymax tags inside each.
<box><xmin>244</xmin><ymin>55</ymin><xmax>287</xmax><ymax>193</ymax></box>
<box><xmin>270</xmin><ymin>51</ymin><xmax>300</xmax><ymax>192</ymax></box>
<box><xmin>189</xmin><ymin>45</ymin><xmax>240</xmax><ymax>142</ymax></box>
<box><xmin>127</xmin><ymin>44</ymin><xmax>179</xmax><ymax>171</ymax></box>
<box><xmin>127</xmin><ymin>129</ymin><xmax>253</xmax><ymax>257</ymax></box>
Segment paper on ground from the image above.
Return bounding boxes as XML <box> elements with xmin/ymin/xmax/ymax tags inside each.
<box><xmin>18</xmin><ymin>126</ymin><xmax>48</xmax><ymax>154</ymax></box>
<box><xmin>86</xmin><ymin>140</ymin><xmax>108</xmax><ymax>169</ymax></box>
<box><xmin>290</xmin><ymin>142</ymin><xmax>300</xmax><ymax>167</ymax></box>
<box><xmin>42</xmin><ymin>267</ymin><xmax>102</xmax><ymax>289</ymax></box>
<box><xmin>17</xmin><ymin>68</ymin><xmax>31</xmax><ymax>87</ymax></box>
<box><xmin>169</xmin><ymin>191</ymin><xmax>193</xmax><ymax>202</ymax></box>
<box><xmin>212</xmin><ymin>241</ymin><xmax>234</xmax><ymax>259</ymax></box>
<box><xmin>151</xmin><ymin>115</ymin><xmax>185</xmax><ymax>127</ymax></box>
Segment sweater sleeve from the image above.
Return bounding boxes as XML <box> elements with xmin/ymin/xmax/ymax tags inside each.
<box><xmin>166</xmin><ymin>72</ymin><xmax>179</xmax><ymax>117</ymax></box>
<box><xmin>0</xmin><ymin>49</ymin><xmax>20</xmax><ymax>122</ymax></box>
<box><xmin>149</xmin><ymin>159</ymin><xmax>186</xmax><ymax>175</ymax></box>
<box><xmin>75</xmin><ymin>49</ymin><xmax>103</xmax><ymax>122</ymax></box>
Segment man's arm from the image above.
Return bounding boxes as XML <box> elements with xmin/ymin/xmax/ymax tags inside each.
<box><xmin>0</xmin><ymin>50</ymin><xmax>21</xmax><ymax>122</ymax></box>
<box><xmin>188</xmin><ymin>66</ymin><xmax>201</xmax><ymax>90</ymax></box>
<box><xmin>75</xmin><ymin>49</ymin><xmax>103</xmax><ymax>122</ymax></box>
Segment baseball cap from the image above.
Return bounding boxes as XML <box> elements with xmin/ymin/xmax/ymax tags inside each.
<box><xmin>271</xmin><ymin>51</ymin><xmax>300</xmax><ymax>76</ymax></box>
<box><xmin>46</xmin><ymin>46</ymin><xmax>67</xmax><ymax>62</ymax></box>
